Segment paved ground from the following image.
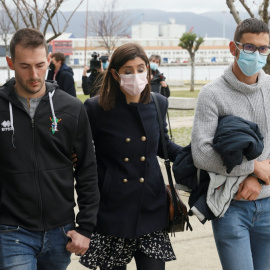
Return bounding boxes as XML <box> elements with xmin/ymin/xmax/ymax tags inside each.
<box><xmin>67</xmin><ymin>111</ymin><xmax>222</xmax><ymax>270</ymax></box>
<box><xmin>170</xmin><ymin>116</ymin><xmax>194</xmax><ymax>128</ymax></box>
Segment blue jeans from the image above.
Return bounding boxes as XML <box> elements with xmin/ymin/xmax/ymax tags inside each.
<box><xmin>0</xmin><ymin>223</ymin><xmax>74</xmax><ymax>270</ymax></box>
<box><xmin>212</xmin><ymin>197</ymin><xmax>270</xmax><ymax>270</ymax></box>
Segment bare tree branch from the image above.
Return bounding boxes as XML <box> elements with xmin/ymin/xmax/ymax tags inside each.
<box><xmin>57</xmin><ymin>0</ymin><xmax>84</xmax><ymax>33</ymax></box>
<box><xmin>0</xmin><ymin>0</ymin><xmax>18</xmax><ymax>29</ymax></box>
<box><xmin>12</xmin><ymin>0</ymin><xmax>30</xmax><ymax>28</ymax></box>
<box><xmin>239</xmin><ymin>0</ymin><xmax>255</xmax><ymax>18</ymax></box>
<box><xmin>262</xmin><ymin>0</ymin><xmax>269</xmax><ymax>23</ymax></box>
<box><xmin>0</xmin><ymin>0</ymin><xmax>84</xmax><ymax>42</ymax></box>
<box><xmin>88</xmin><ymin>0</ymin><xmax>132</xmax><ymax>55</ymax></box>
<box><xmin>42</xmin><ymin>1</ymin><xmax>53</xmax><ymax>35</ymax></box>
<box><xmin>226</xmin><ymin>0</ymin><xmax>242</xmax><ymax>24</ymax></box>
<box><xmin>0</xmin><ymin>10</ymin><xmax>14</xmax><ymax>80</ymax></box>
<box><xmin>45</xmin><ymin>9</ymin><xmax>58</xmax><ymax>36</ymax></box>
<box><xmin>20</xmin><ymin>0</ymin><xmax>33</xmax><ymax>27</ymax></box>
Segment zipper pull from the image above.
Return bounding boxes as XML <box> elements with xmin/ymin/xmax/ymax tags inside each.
<box><xmin>31</xmin><ymin>118</ymin><xmax>34</xmax><ymax>128</ymax></box>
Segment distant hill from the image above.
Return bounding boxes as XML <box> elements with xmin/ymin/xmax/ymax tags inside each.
<box><xmin>62</xmin><ymin>9</ymin><xmax>244</xmax><ymax>40</ymax></box>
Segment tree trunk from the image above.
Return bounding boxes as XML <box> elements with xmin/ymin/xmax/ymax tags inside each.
<box><xmin>190</xmin><ymin>55</ymin><xmax>195</xmax><ymax>92</ymax></box>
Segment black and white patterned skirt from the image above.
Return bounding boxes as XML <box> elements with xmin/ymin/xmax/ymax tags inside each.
<box><xmin>79</xmin><ymin>229</ymin><xmax>176</xmax><ymax>270</ymax></box>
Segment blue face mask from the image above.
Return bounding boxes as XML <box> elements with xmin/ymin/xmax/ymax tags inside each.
<box><xmin>103</xmin><ymin>62</ymin><xmax>109</xmax><ymax>70</ymax></box>
<box><xmin>236</xmin><ymin>49</ymin><xmax>267</xmax><ymax>76</ymax></box>
<box><xmin>150</xmin><ymin>62</ymin><xmax>158</xmax><ymax>71</ymax></box>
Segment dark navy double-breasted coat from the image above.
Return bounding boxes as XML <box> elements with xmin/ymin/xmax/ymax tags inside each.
<box><xmin>84</xmin><ymin>91</ymin><xmax>182</xmax><ymax>238</ymax></box>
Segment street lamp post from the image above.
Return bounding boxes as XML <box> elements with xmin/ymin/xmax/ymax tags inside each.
<box><xmin>84</xmin><ymin>0</ymin><xmax>89</xmax><ymax>66</ymax></box>
<box><xmin>222</xmin><ymin>11</ymin><xmax>226</xmax><ymax>39</ymax></box>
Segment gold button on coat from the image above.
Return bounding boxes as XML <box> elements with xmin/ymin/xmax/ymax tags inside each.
<box><xmin>125</xmin><ymin>138</ymin><xmax>131</xmax><ymax>142</ymax></box>
<box><xmin>139</xmin><ymin>178</ymin><xmax>144</xmax><ymax>183</ymax></box>
<box><xmin>141</xmin><ymin>136</ymin><xmax>146</xmax><ymax>141</ymax></box>
<box><xmin>140</xmin><ymin>156</ymin><xmax>146</xmax><ymax>161</ymax></box>
<box><xmin>123</xmin><ymin>179</ymin><xmax>128</xmax><ymax>183</ymax></box>
<box><xmin>124</xmin><ymin>158</ymin><xmax>129</xmax><ymax>162</ymax></box>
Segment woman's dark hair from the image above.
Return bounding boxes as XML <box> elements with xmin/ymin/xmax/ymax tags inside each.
<box><xmin>234</xmin><ymin>18</ymin><xmax>269</xmax><ymax>42</ymax></box>
<box><xmin>98</xmin><ymin>43</ymin><xmax>151</xmax><ymax>111</ymax></box>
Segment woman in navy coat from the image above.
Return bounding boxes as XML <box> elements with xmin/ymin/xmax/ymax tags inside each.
<box><xmin>80</xmin><ymin>43</ymin><xmax>183</xmax><ymax>270</ymax></box>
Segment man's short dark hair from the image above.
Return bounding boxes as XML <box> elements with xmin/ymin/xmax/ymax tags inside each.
<box><xmin>51</xmin><ymin>52</ymin><xmax>66</xmax><ymax>65</ymax></box>
<box><xmin>149</xmin><ymin>54</ymin><xmax>161</xmax><ymax>64</ymax></box>
<box><xmin>10</xmin><ymin>28</ymin><xmax>48</xmax><ymax>61</ymax></box>
<box><xmin>234</xmin><ymin>18</ymin><xmax>270</xmax><ymax>42</ymax></box>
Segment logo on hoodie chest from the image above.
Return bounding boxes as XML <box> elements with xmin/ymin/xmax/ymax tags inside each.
<box><xmin>1</xmin><ymin>120</ymin><xmax>14</xmax><ymax>131</ymax></box>
<box><xmin>50</xmin><ymin>117</ymin><xmax>62</xmax><ymax>134</ymax></box>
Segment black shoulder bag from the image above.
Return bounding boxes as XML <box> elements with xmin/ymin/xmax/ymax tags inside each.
<box><xmin>151</xmin><ymin>93</ymin><xmax>192</xmax><ymax>234</ymax></box>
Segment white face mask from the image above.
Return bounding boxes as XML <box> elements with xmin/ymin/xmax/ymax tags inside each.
<box><xmin>117</xmin><ymin>72</ymin><xmax>148</xmax><ymax>96</ymax></box>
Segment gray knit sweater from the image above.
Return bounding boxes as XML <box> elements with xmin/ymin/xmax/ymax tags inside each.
<box><xmin>191</xmin><ymin>63</ymin><xmax>270</xmax><ymax>199</ymax></box>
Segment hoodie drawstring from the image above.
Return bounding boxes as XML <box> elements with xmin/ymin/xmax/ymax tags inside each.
<box><xmin>8</xmin><ymin>90</ymin><xmax>57</xmax><ymax>148</ymax></box>
<box><xmin>49</xmin><ymin>90</ymin><xmax>58</xmax><ymax>133</ymax></box>
<box><xmin>9</xmin><ymin>102</ymin><xmax>16</xmax><ymax>148</ymax></box>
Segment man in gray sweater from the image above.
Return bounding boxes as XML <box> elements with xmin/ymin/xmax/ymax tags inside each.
<box><xmin>191</xmin><ymin>18</ymin><xmax>270</xmax><ymax>270</ymax></box>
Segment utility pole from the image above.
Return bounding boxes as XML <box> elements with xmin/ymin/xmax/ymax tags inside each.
<box><xmin>84</xmin><ymin>0</ymin><xmax>88</xmax><ymax>66</ymax></box>
<box><xmin>222</xmin><ymin>11</ymin><xmax>226</xmax><ymax>38</ymax></box>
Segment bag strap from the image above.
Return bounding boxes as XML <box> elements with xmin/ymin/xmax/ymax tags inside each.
<box><xmin>151</xmin><ymin>93</ymin><xmax>192</xmax><ymax>231</ymax></box>
<box><xmin>151</xmin><ymin>93</ymin><xmax>181</xmax><ymax>218</ymax></box>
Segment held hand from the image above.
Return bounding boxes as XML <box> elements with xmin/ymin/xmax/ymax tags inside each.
<box><xmin>235</xmin><ymin>175</ymin><xmax>262</xmax><ymax>201</ymax></box>
<box><xmin>66</xmin><ymin>230</ymin><xmax>90</xmax><ymax>256</ymax></box>
<box><xmin>254</xmin><ymin>159</ymin><xmax>270</xmax><ymax>185</ymax></box>
<box><xmin>83</xmin><ymin>66</ymin><xmax>89</xmax><ymax>76</ymax></box>
<box><xmin>160</xmin><ymin>81</ymin><xmax>167</xmax><ymax>88</ymax></box>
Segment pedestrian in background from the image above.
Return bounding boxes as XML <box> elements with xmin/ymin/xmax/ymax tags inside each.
<box><xmin>47</xmin><ymin>52</ymin><xmax>77</xmax><ymax>97</ymax></box>
<box><xmin>149</xmin><ymin>54</ymin><xmax>170</xmax><ymax>98</ymax></box>
<box><xmin>82</xmin><ymin>54</ymin><xmax>109</xmax><ymax>97</ymax></box>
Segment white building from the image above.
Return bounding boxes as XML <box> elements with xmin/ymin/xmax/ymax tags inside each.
<box><xmin>0</xmin><ymin>31</ymin><xmax>233</xmax><ymax>68</ymax></box>
<box><xmin>132</xmin><ymin>23</ymin><xmax>160</xmax><ymax>39</ymax></box>
<box><xmin>160</xmin><ymin>19</ymin><xmax>186</xmax><ymax>38</ymax></box>
<box><xmin>69</xmin><ymin>35</ymin><xmax>233</xmax><ymax>66</ymax></box>
<box><xmin>132</xmin><ymin>20</ymin><xmax>186</xmax><ymax>39</ymax></box>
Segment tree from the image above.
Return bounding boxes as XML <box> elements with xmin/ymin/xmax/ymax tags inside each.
<box><xmin>87</xmin><ymin>0</ymin><xmax>132</xmax><ymax>55</ymax></box>
<box><xmin>226</xmin><ymin>0</ymin><xmax>270</xmax><ymax>24</ymax></box>
<box><xmin>226</xmin><ymin>0</ymin><xmax>270</xmax><ymax>73</ymax></box>
<box><xmin>0</xmin><ymin>10</ymin><xmax>13</xmax><ymax>80</ymax></box>
<box><xmin>0</xmin><ymin>0</ymin><xmax>84</xmax><ymax>42</ymax></box>
<box><xmin>178</xmin><ymin>32</ymin><xmax>204</xmax><ymax>92</ymax></box>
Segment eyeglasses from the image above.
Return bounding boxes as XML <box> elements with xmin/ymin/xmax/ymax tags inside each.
<box><xmin>235</xmin><ymin>41</ymin><xmax>270</xmax><ymax>56</ymax></box>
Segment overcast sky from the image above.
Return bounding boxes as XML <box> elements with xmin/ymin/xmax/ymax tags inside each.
<box><xmin>60</xmin><ymin>0</ymin><xmax>239</xmax><ymax>13</ymax></box>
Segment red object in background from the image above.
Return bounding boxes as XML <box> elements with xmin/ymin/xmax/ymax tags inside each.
<box><xmin>49</xmin><ymin>40</ymin><xmax>73</xmax><ymax>55</ymax></box>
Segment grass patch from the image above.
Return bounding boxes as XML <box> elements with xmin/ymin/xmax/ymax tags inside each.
<box><xmin>77</xmin><ymin>93</ymin><xmax>199</xmax><ymax>103</ymax></box>
<box><xmin>170</xmin><ymin>90</ymin><xmax>200</xmax><ymax>98</ymax></box>
<box><xmin>168</xmin><ymin>109</ymin><xmax>194</xmax><ymax>117</ymax></box>
<box><xmin>171</xmin><ymin>127</ymin><xmax>192</xmax><ymax>147</ymax></box>
<box><xmin>77</xmin><ymin>94</ymin><xmax>89</xmax><ymax>103</ymax></box>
